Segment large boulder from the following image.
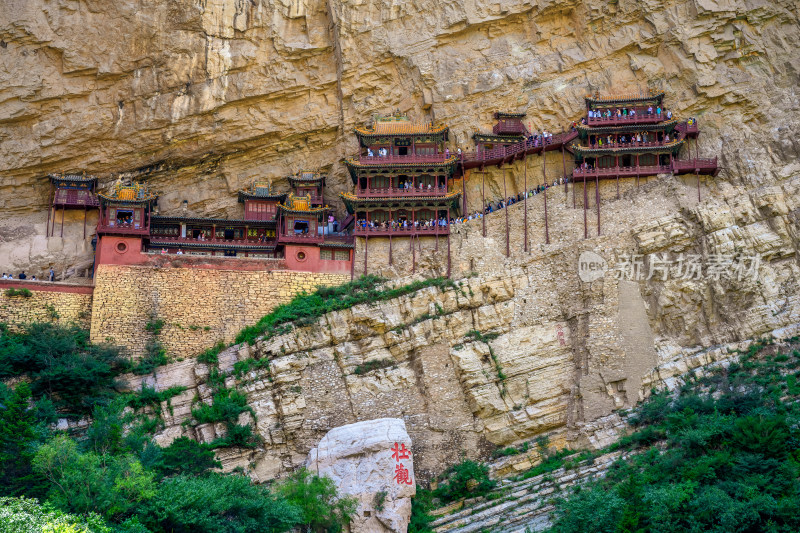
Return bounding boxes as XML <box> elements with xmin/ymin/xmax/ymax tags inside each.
<box><xmin>306</xmin><ymin>418</ymin><xmax>416</xmax><ymax>533</ymax></box>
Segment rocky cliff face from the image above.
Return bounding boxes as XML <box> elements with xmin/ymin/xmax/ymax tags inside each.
<box><xmin>4</xmin><ymin>0</ymin><xmax>800</xmax><ymax>492</ymax></box>
<box><xmin>2</xmin><ymin>0</ymin><xmax>799</xmax><ymax>275</ymax></box>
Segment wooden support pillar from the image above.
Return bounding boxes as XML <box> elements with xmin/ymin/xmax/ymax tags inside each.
<box><xmin>503</xmin><ymin>167</ymin><xmax>509</xmax><ymax>257</ymax></box>
<box><xmin>60</xmin><ymin>207</ymin><xmax>65</xmax><ymax>238</ymax></box>
<box><xmin>350</xmin><ymin>244</ymin><xmax>355</xmax><ymax>280</ymax></box>
<box><xmin>572</xmin><ymin>171</ymin><xmax>576</xmax><ymax>208</ymax></box>
<box><xmin>412</xmin><ymin>234</ymin><xmax>416</xmax><ymax>274</ymax></box>
<box><xmin>461</xmin><ymin>153</ymin><xmax>467</xmax><ymax>214</ymax></box>
<box><xmin>616</xmin><ymin>175</ymin><xmax>620</xmax><ymax>199</ymax></box>
<box><xmin>481</xmin><ymin>170</ymin><xmax>486</xmax><ymax>237</ymax></box>
<box><xmin>562</xmin><ymin>147</ymin><xmax>568</xmax><ymax>194</ymax></box>
<box><xmin>523</xmin><ymin>157</ymin><xmax>529</xmax><ymax>253</ymax></box>
<box><xmin>583</xmin><ymin>179</ymin><xmax>588</xmax><ymax>239</ymax></box>
<box><xmin>389</xmin><ymin>235</ymin><xmax>393</xmax><ymax>265</ymax></box>
<box><xmin>83</xmin><ymin>209</ymin><xmax>87</xmax><ymax>239</ymax></box>
<box><xmin>447</xmin><ymin>206</ymin><xmax>451</xmax><ymax>278</ymax></box>
<box><xmin>596</xmin><ymin>175</ymin><xmax>601</xmax><ymax>236</ymax></box>
<box><xmin>364</xmin><ymin>236</ymin><xmax>368</xmax><ymax>275</ymax></box>
<box><xmin>46</xmin><ymin>185</ymin><xmax>53</xmax><ymax>238</ymax></box>
<box><xmin>543</xmin><ymin>148</ymin><xmax>549</xmax><ymax>244</ymax></box>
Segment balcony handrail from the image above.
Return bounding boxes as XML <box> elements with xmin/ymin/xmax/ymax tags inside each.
<box><xmin>356</xmin><ymin>186</ymin><xmax>449</xmax><ymax>196</ymax></box>
<box><xmin>358</xmin><ymin>153</ymin><xmax>453</xmax><ymax>164</ymax></box>
<box><xmin>148</xmin><ymin>236</ymin><xmax>274</xmax><ymax>246</ymax></box>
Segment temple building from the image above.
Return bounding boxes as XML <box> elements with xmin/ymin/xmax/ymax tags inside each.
<box><xmin>47</xmin><ymin>173</ymin><xmax>100</xmax><ymax>238</ymax></box>
<box><xmin>340</xmin><ymin>113</ymin><xmax>462</xmax><ymax>274</ymax></box>
<box><xmin>571</xmin><ymin>91</ymin><xmax>718</xmax><ymax>182</ymax></box>
<box><xmin>92</xmin><ymin>173</ymin><xmax>353</xmax><ymax>274</ymax></box>
<box><xmin>472</xmin><ymin>112</ymin><xmax>529</xmax><ymax>152</ymax></box>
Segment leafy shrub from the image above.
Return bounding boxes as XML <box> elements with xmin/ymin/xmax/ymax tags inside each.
<box><xmin>144</xmin><ymin>318</ymin><xmax>165</xmax><ymax>336</ymax></box>
<box><xmin>4</xmin><ymin>288</ymin><xmax>32</xmax><ymax>298</ymax></box>
<box><xmin>154</xmin><ymin>437</ymin><xmax>221</xmax><ymax>478</ymax></box>
<box><xmin>275</xmin><ymin>468</ymin><xmax>358</xmax><ymax>533</ymax></box>
<box><xmin>0</xmin><ymin>497</ymin><xmax>113</xmax><ymax>533</ymax></box>
<box><xmin>353</xmin><ymin>358</ymin><xmax>395</xmax><ymax>375</ymax></box>
<box><xmin>408</xmin><ymin>486</ymin><xmax>436</xmax><ymax>533</ymax></box>
<box><xmin>0</xmin><ymin>323</ymin><xmax>125</xmax><ymax>414</ymax></box>
<box><xmin>208</xmin><ymin>424</ymin><xmax>260</xmax><ymax>449</ymax></box>
<box><xmin>191</xmin><ymin>387</ymin><xmax>252</xmax><ymax>426</ymax></box>
<box><xmin>132</xmin><ymin>340</ymin><xmax>169</xmax><ymax>375</ymax></box>
<box><xmin>434</xmin><ymin>460</ymin><xmax>496</xmax><ymax>503</ymax></box>
<box><xmin>197</xmin><ymin>342</ymin><xmax>225</xmax><ymax>365</ymax></box>
<box><xmin>491</xmin><ymin>446</ymin><xmax>520</xmax><ymax>458</ymax></box>
<box><xmin>136</xmin><ymin>473</ymin><xmax>301</xmax><ymax>533</ymax></box>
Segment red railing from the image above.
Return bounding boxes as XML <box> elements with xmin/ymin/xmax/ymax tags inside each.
<box><xmin>97</xmin><ymin>221</ymin><xmax>150</xmax><ymax>235</ymax></box>
<box><xmin>357</xmin><ymin>154</ymin><xmax>454</xmax><ymax>165</ymax></box>
<box><xmin>53</xmin><ymin>197</ymin><xmax>100</xmax><ymax>208</ymax></box>
<box><xmin>572</xmin><ymin>165</ymin><xmax>672</xmax><ymax>178</ymax></box>
<box><xmin>586</xmin><ymin>108</ymin><xmax>669</xmax><ymax>125</ymax></box>
<box><xmin>147</xmin><ymin>236</ymin><xmax>275</xmax><ymax>247</ymax></box>
<box><xmin>279</xmin><ymin>233</ymin><xmax>324</xmax><ymax>244</ymax></box>
<box><xmin>356</xmin><ymin>186</ymin><xmax>448</xmax><ymax>198</ymax></box>
<box><xmin>354</xmin><ymin>225</ymin><xmax>450</xmax><ymax>236</ymax></box>
<box><xmin>672</xmin><ymin>157</ymin><xmax>718</xmax><ymax>172</ymax></box>
<box><xmin>580</xmin><ymin>139</ymin><xmax>681</xmax><ymax>150</ymax></box>
<box><xmin>461</xmin><ymin>130</ymin><xmax>579</xmax><ymax>167</ymax></box>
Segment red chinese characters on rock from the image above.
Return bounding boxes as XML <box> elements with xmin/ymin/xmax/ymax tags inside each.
<box><xmin>391</xmin><ymin>442</ymin><xmax>413</xmax><ymax>485</ymax></box>
<box><xmin>556</xmin><ymin>324</ymin><xmax>566</xmax><ymax>346</ymax></box>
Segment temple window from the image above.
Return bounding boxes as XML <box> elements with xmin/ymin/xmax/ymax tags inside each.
<box><xmin>116</xmin><ymin>209</ymin><xmax>134</xmax><ymax>227</ymax></box>
<box><xmin>293</xmin><ymin>220</ymin><xmax>310</xmax><ymax>234</ymax></box>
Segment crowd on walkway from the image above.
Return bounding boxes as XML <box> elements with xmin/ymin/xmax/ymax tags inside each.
<box><xmin>588</xmin><ymin>130</ymin><xmax>674</xmax><ymax>147</ymax></box>
<box><xmin>2</xmin><ymin>268</ymin><xmax>56</xmax><ymax>282</ymax></box>
<box><xmin>586</xmin><ymin>106</ymin><xmax>672</xmax><ymax>119</ymax></box>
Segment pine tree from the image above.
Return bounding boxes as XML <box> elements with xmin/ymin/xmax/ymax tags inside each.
<box><xmin>0</xmin><ymin>383</ymin><xmax>48</xmax><ymax>497</ymax></box>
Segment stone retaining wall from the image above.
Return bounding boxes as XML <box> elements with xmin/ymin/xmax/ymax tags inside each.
<box><xmin>0</xmin><ymin>280</ymin><xmax>93</xmax><ymax>330</ymax></box>
<box><xmin>90</xmin><ymin>264</ymin><xmax>349</xmax><ymax>359</ymax></box>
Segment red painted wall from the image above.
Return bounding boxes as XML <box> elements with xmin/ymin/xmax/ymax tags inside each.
<box><xmin>284</xmin><ymin>245</ymin><xmax>352</xmax><ymax>275</ymax></box>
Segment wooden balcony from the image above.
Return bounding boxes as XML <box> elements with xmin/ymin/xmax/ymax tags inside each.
<box><xmin>572</xmin><ymin>157</ymin><xmax>718</xmax><ymax>179</ymax></box>
<box><xmin>147</xmin><ymin>236</ymin><xmax>276</xmax><ymax>248</ymax></box>
<box><xmin>357</xmin><ymin>154</ymin><xmax>453</xmax><ymax>165</ymax></box>
<box><xmin>356</xmin><ymin>186</ymin><xmax>449</xmax><ymax>198</ymax></box>
<box><xmin>97</xmin><ymin>221</ymin><xmax>150</xmax><ymax>235</ymax></box>
<box><xmin>573</xmin><ymin>165</ymin><xmax>672</xmax><ymax>179</ymax></box>
<box><xmin>586</xmin><ymin>108</ymin><xmax>668</xmax><ymax>126</ymax></box>
<box><xmin>279</xmin><ymin>232</ymin><xmax>324</xmax><ymax>244</ymax></box>
<box><xmin>53</xmin><ymin>190</ymin><xmax>100</xmax><ymax>208</ymax></box>
<box><xmin>492</xmin><ymin>122</ymin><xmax>526</xmax><ymax>135</ymax></box>
<box><xmin>354</xmin><ymin>225</ymin><xmax>450</xmax><ymax>236</ymax></box>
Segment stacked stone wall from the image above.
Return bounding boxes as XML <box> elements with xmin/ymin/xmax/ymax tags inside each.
<box><xmin>0</xmin><ymin>280</ymin><xmax>93</xmax><ymax>330</ymax></box>
<box><xmin>90</xmin><ymin>265</ymin><xmax>349</xmax><ymax>359</ymax></box>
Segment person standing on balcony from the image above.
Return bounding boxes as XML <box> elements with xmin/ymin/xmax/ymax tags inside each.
<box><xmin>367</xmin><ymin>148</ymin><xmax>374</xmax><ymax>157</ymax></box>
<box><xmin>49</xmin><ymin>268</ymin><xmax>55</xmax><ymax>282</ymax></box>
<box><xmin>647</xmin><ymin>106</ymin><xmax>653</xmax><ymax>115</ymax></box>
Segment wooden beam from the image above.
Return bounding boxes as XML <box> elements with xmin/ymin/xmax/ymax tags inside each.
<box><xmin>503</xmin><ymin>167</ymin><xmax>509</xmax><ymax>257</ymax></box>
<box><xmin>543</xmin><ymin>148</ymin><xmax>549</xmax><ymax>244</ymax></box>
<box><xmin>523</xmin><ymin>156</ymin><xmax>528</xmax><ymax>253</ymax></box>
<box><xmin>482</xmin><ymin>170</ymin><xmax>486</xmax><ymax>237</ymax></box>
<box><xmin>364</xmin><ymin>236</ymin><xmax>368</xmax><ymax>275</ymax></box>
<box><xmin>583</xmin><ymin>179</ymin><xmax>588</xmax><ymax>239</ymax></box>
<box><xmin>596</xmin><ymin>175</ymin><xmax>601</xmax><ymax>236</ymax></box>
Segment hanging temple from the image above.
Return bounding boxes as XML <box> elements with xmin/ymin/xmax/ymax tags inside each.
<box><xmin>45</xmin><ymin>91</ymin><xmax>718</xmax><ymax>278</ymax></box>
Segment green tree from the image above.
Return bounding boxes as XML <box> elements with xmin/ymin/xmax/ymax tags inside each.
<box><xmin>275</xmin><ymin>468</ymin><xmax>357</xmax><ymax>533</ymax></box>
<box><xmin>154</xmin><ymin>437</ymin><xmax>221</xmax><ymax>478</ymax></box>
<box><xmin>137</xmin><ymin>473</ymin><xmax>300</xmax><ymax>533</ymax></box>
<box><xmin>0</xmin><ymin>383</ymin><xmax>48</xmax><ymax>498</ymax></box>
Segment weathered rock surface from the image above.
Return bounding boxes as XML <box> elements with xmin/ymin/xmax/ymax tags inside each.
<box><xmin>306</xmin><ymin>418</ymin><xmax>415</xmax><ymax>533</ymax></box>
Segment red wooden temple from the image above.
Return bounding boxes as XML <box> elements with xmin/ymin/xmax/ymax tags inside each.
<box><xmin>93</xmin><ymin>173</ymin><xmax>353</xmax><ymax>274</ymax></box>
<box><xmin>569</xmin><ymin>91</ymin><xmax>719</xmax><ymax>237</ymax></box>
<box><xmin>47</xmin><ymin>173</ymin><xmax>100</xmax><ymax>238</ymax></box>
<box><xmin>341</xmin><ymin>113</ymin><xmax>462</xmax><ymax>275</ymax></box>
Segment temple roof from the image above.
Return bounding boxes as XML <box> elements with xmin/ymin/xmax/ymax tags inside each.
<box><xmin>278</xmin><ymin>193</ymin><xmax>328</xmax><ymax>215</ymax></box>
<box><xmin>238</xmin><ymin>181</ymin><xmax>287</xmax><ymax>202</ymax></box>
<box><xmin>339</xmin><ymin>191</ymin><xmax>461</xmax><ymax>213</ymax></box>
<box><xmin>585</xmin><ymin>91</ymin><xmax>665</xmax><ymax>106</ymax></box>
<box><xmin>49</xmin><ymin>173</ymin><xmax>97</xmax><ymax>186</ymax></box>
<box><xmin>355</xmin><ymin>113</ymin><xmax>448</xmax><ymax>137</ymax></box>
<box><xmin>495</xmin><ymin>112</ymin><xmax>526</xmax><ymax>119</ymax></box>
<box><xmin>287</xmin><ymin>170</ymin><xmax>325</xmax><ymax>185</ymax></box>
<box><xmin>98</xmin><ymin>182</ymin><xmax>157</xmax><ymax>205</ymax></box>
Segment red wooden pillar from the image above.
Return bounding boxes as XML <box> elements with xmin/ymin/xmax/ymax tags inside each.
<box><xmin>412</xmin><ymin>234</ymin><xmax>416</xmax><ymax>274</ymax></box>
<box><xmin>60</xmin><ymin>206</ymin><xmax>65</xmax><ymax>238</ymax></box>
<box><xmin>446</xmin><ymin>205</ymin><xmax>451</xmax><ymax>278</ymax></box>
<box><xmin>503</xmin><ymin>167</ymin><xmax>509</xmax><ymax>257</ymax></box>
<box><xmin>523</xmin><ymin>158</ymin><xmax>528</xmax><ymax>253</ymax></box>
<box><xmin>83</xmin><ymin>209</ymin><xmax>87</xmax><ymax>239</ymax></box>
<box><xmin>543</xmin><ymin>148</ymin><xmax>549</xmax><ymax>244</ymax></box>
<box><xmin>616</xmin><ymin>175</ymin><xmax>620</xmax><ymax>199</ymax></box>
<box><xmin>573</xmin><ymin>170</ymin><xmax>576</xmax><ymax>208</ymax></box>
<box><xmin>596</xmin><ymin>174</ymin><xmax>601</xmax><ymax>236</ymax></box>
<box><xmin>562</xmin><ymin>146</ymin><xmax>568</xmax><ymax>194</ymax></box>
<box><xmin>481</xmin><ymin>170</ymin><xmax>486</xmax><ymax>237</ymax></box>
<box><xmin>583</xmin><ymin>178</ymin><xmax>588</xmax><ymax>239</ymax></box>
<box><xmin>389</xmin><ymin>235</ymin><xmax>393</xmax><ymax>265</ymax></box>
<box><xmin>461</xmin><ymin>152</ymin><xmax>466</xmax><ymax>214</ymax></box>
<box><xmin>364</xmin><ymin>235</ymin><xmax>368</xmax><ymax>275</ymax></box>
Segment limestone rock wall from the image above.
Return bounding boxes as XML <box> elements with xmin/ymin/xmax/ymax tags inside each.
<box><xmin>91</xmin><ymin>264</ymin><xmax>349</xmax><ymax>359</ymax></box>
<box><xmin>2</xmin><ymin>0</ymin><xmax>799</xmax><ymax>277</ymax></box>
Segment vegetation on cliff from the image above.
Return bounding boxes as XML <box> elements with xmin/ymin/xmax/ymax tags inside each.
<box><xmin>547</xmin><ymin>338</ymin><xmax>800</xmax><ymax>532</ymax></box>
<box><xmin>0</xmin><ymin>323</ymin><xmax>356</xmax><ymax>533</ymax></box>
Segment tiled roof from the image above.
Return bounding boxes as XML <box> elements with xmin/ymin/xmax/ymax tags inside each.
<box><xmin>355</xmin><ymin>121</ymin><xmax>448</xmax><ymax>136</ymax></box>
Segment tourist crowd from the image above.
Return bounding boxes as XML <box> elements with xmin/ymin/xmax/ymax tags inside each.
<box><xmin>586</xmin><ymin>106</ymin><xmax>671</xmax><ymax>119</ymax></box>
<box><xmin>2</xmin><ymin>268</ymin><xmax>56</xmax><ymax>282</ymax></box>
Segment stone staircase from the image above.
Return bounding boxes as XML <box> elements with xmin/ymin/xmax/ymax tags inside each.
<box><xmin>430</xmin><ymin>450</ymin><xmax>626</xmax><ymax>533</ymax></box>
